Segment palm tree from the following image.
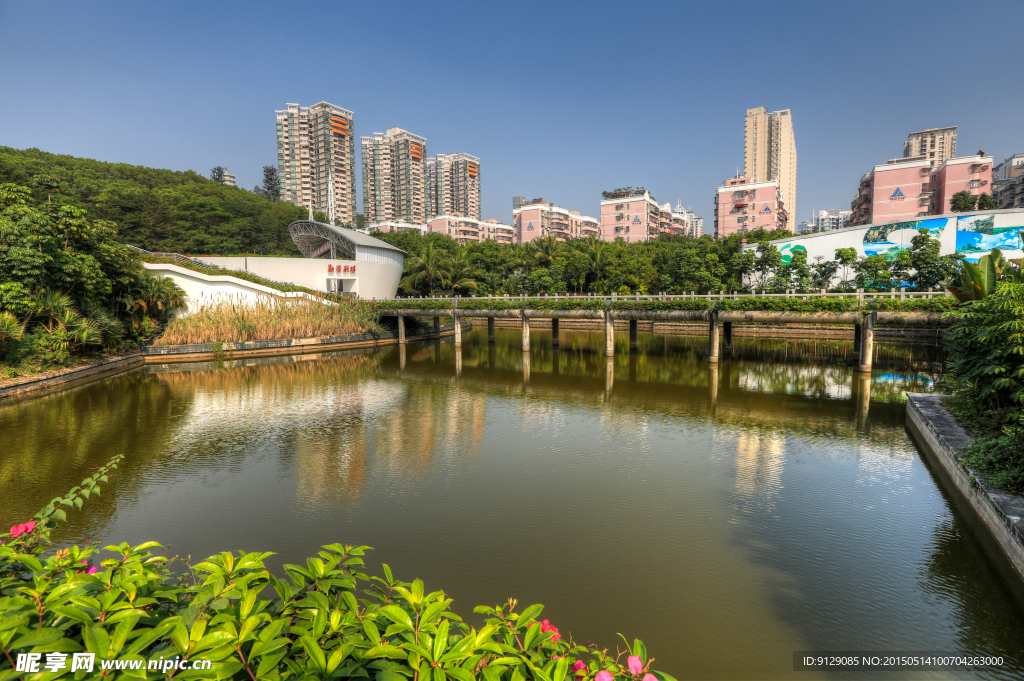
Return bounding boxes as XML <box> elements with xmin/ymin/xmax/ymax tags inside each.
<box><xmin>440</xmin><ymin>250</ymin><xmax>481</xmax><ymax>295</ymax></box>
<box><xmin>532</xmin><ymin>235</ymin><xmax>563</xmax><ymax>269</ymax></box>
<box><xmin>401</xmin><ymin>242</ymin><xmax>447</xmax><ymax>296</ymax></box>
<box><xmin>586</xmin><ymin>239</ymin><xmax>610</xmax><ymax>291</ymax></box>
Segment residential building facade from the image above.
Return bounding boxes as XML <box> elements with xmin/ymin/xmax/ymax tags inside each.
<box><xmin>672</xmin><ymin>202</ymin><xmax>704</xmax><ymax>238</ymax></box>
<box><xmin>361</xmin><ymin>128</ymin><xmax>427</xmax><ymax>225</ymax></box>
<box><xmin>515</xmin><ymin>199</ymin><xmax>599</xmax><ymax>244</ymax></box>
<box><xmin>744</xmin><ymin>107</ymin><xmax>797</xmax><ymax>231</ymax></box>
<box><xmin>425</xmin><ymin>153</ymin><xmax>481</xmax><ymax>220</ymax></box>
<box><xmin>276</xmin><ymin>102</ymin><xmax>357</xmax><ymax>225</ymax></box>
<box><xmin>427</xmin><ymin>216</ymin><xmax>514</xmax><ymax>245</ymax></box>
<box><xmin>713</xmin><ymin>177</ymin><xmax>787</xmax><ymax>238</ymax></box>
<box><xmin>850</xmin><ymin>153</ymin><xmax>993</xmax><ymax>226</ymax></box>
<box><xmin>598</xmin><ymin>189</ymin><xmax>662</xmax><ymax>242</ymax></box>
<box><xmin>903</xmin><ymin>126</ymin><xmax>957</xmax><ymax>166</ymax></box>
<box><xmin>994</xmin><ymin>153</ymin><xmax>1024</xmax><ymax>209</ymax></box>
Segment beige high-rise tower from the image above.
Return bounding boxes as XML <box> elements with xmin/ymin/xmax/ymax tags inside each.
<box><xmin>361</xmin><ymin>128</ymin><xmax>427</xmax><ymax>224</ymax></box>
<box><xmin>425</xmin><ymin>153</ymin><xmax>481</xmax><ymax>219</ymax></box>
<box><xmin>276</xmin><ymin>102</ymin><xmax>357</xmax><ymax>225</ymax></box>
<box><xmin>744</xmin><ymin>107</ymin><xmax>797</xmax><ymax>231</ymax></box>
<box><xmin>903</xmin><ymin>126</ymin><xmax>957</xmax><ymax>166</ymax></box>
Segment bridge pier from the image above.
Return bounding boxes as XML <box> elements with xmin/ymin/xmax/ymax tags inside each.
<box><xmin>433</xmin><ymin>316</ymin><xmax>440</xmax><ymax>338</ymax></box>
<box><xmin>399</xmin><ymin>343</ymin><xmax>406</xmax><ymax>371</ymax></box>
<box><xmin>605</xmin><ymin>356</ymin><xmax>614</xmax><ymax>393</ymax></box>
<box><xmin>397</xmin><ymin>315</ymin><xmax>407</xmax><ymax>345</ymax></box>
<box><xmin>604</xmin><ymin>311</ymin><xmax>614</xmax><ymax>357</ymax></box>
<box><xmin>552</xmin><ymin>318</ymin><xmax>560</xmax><ymax>347</ymax></box>
<box><xmin>629</xmin><ymin>319</ymin><xmax>638</xmax><ymax>352</ymax></box>
<box><xmin>709</xmin><ymin>364</ymin><xmax>719</xmax><ymax>408</ymax></box>
<box><xmin>523</xmin><ymin>351</ymin><xmax>531</xmax><ymax>383</ymax></box>
<box><xmin>853</xmin><ymin>323</ymin><xmax>862</xmax><ymax>355</ymax></box>
<box><xmin>722</xmin><ymin>321</ymin><xmax>733</xmax><ymax>355</ymax></box>
<box><xmin>488</xmin><ymin>317</ymin><xmax>495</xmax><ymax>343</ymax></box>
<box><xmin>455</xmin><ymin>346</ymin><xmax>462</xmax><ymax>376</ymax></box>
<box><xmin>453</xmin><ymin>312</ymin><xmax>462</xmax><ymax>347</ymax></box>
<box><xmin>522</xmin><ymin>315</ymin><xmax>531</xmax><ymax>352</ymax></box>
<box><xmin>708</xmin><ymin>311</ymin><xmax>720</xmax><ymax>364</ymax></box>
<box><xmin>856</xmin><ymin>313</ymin><xmax>875</xmax><ymax>373</ymax></box>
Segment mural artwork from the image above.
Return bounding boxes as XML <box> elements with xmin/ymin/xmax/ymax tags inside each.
<box><xmin>954</xmin><ymin>214</ymin><xmax>1024</xmax><ymax>262</ymax></box>
<box><xmin>862</xmin><ymin>218</ymin><xmax>947</xmax><ymax>259</ymax></box>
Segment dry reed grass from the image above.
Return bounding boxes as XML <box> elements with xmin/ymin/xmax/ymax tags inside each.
<box><xmin>154</xmin><ymin>295</ymin><xmax>380</xmax><ymax>345</ymax></box>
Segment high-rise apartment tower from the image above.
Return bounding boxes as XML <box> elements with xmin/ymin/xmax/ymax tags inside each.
<box><xmin>275</xmin><ymin>102</ymin><xmax>357</xmax><ymax>225</ymax></box>
<box><xmin>425</xmin><ymin>153</ymin><xmax>481</xmax><ymax>219</ymax></box>
<box><xmin>744</xmin><ymin>107</ymin><xmax>797</xmax><ymax>231</ymax></box>
<box><xmin>903</xmin><ymin>126</ymin><xmax>957</xmax><ymax>166</ymax></box>
<box><xmin>361</xmin><ymin>128</ymin><xmax>427</xmax><ymax>224</ymax></box>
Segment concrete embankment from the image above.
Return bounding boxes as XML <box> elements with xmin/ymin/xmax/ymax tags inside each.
<box><xmin>906</xmin><ymin>393</ymin><xmax>1024</xmax><ymax>582</ymax></box>
<box><xmin>0</xmin><ymin>353</ymin><xmax>144</xmax><ymax>401</ymax></box>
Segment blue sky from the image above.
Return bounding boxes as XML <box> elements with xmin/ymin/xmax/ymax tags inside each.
<box><xmin>2</xmin><ymin>0</ymin><xmax>1022</xmax><ymax>231</ymax></box>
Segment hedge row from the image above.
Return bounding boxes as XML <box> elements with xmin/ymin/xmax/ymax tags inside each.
<box><xmin>373</xmin><ymin>296</ymin><xmax>956</xmax><ymax>314</ymax></box>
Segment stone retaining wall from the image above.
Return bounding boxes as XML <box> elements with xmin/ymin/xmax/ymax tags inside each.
<box><xmin>906</xmin><ymin>393</ymin><xmax>1024</xmax><ymax>582</ymax></box>
<box><xmin>0</xmin><ymin>353</ymin><xmax>144</xmax><ymax>401</ymax></box>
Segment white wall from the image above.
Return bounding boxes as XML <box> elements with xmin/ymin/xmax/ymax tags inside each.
<box><xmin>197</xmin><ymin>257</ymin><xmax>402</xmax><ymax>300</ymax></box>
<box><xmin>142</xmin><ymin>263</ymin><xmax>329</xmax><ymax>315</ymax></box>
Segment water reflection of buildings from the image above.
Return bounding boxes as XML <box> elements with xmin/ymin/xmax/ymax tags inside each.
<box><xmin>734</xmin><ymin>431</ymin><xmax>786</xmax><ymax>513</ymax></box>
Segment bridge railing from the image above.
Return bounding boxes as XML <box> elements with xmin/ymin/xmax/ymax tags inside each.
<box><xmin>392</xmin><ymin>288</ymin><xmax>949</xmax><ymax>303</ymax></box>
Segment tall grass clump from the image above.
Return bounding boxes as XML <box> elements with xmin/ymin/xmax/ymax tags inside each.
<box><xmin>154</xmin><ymin>294</ymin><xmax>380</xmax><ymax>345</ymax></box>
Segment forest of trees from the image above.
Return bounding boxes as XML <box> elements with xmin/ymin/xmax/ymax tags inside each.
<box><xmin>0</xmin><ymin>147</ymin><xmax>306</xmax><ymax>255</ymax></box>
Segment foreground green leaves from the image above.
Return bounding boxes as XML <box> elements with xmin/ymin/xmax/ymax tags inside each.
<box><xmin>1</xmin><ymin>461</ymin><xmax>674</xmax><ymax>680</ymax></box>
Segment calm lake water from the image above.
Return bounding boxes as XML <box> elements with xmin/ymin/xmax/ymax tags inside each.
<box><xmin>3</xmin><ymin>328</ymin><xmax>1024</xmax><ymax>680</ymax></box>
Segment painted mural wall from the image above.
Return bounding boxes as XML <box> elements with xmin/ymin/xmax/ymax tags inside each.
<box><xmin>760</xmin><ymin>210</ymin><xmax>1024</xmax><ymax>266</ymax></box>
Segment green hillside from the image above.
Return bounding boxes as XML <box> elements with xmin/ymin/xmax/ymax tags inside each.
<box><xmin>0</xmin><ymin>147</ymin><xmax>304</xmax><ymax>255</ymax></box>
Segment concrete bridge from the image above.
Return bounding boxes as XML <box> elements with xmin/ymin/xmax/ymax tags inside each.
<box><xmin>381</xmin><ymin>294</ymin><xmax>949</xmax><ymax>373</ymax></box>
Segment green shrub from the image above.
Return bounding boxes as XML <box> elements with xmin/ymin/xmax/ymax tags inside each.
<box><xmin>958</xmin><ymin>428</ymin><xmax>1024</xmax><ymax>494</ymax></box>
<box><xmin>0</xmin><ymin>459</ymin><xmax>674</xmax><ymax>681</ymax></box>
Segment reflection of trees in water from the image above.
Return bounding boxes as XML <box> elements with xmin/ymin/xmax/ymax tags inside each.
<box><xmin>0</xmin><ymin>370</ymin><xmax>176</xmax><ymax>530</ymax></box>
<box><xmin>921</xmin><ymin>510</ymin><xmax>1024</xmax><ymax>670</ymax></box>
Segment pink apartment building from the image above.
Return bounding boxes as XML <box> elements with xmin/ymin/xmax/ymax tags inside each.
<box><xmin>513</xmin><ymin>199</ymin><xmax>599</xmax><ymax>244</ymax></box>
<box><xmin>598</xmin><ymin>190</ymin><xmax>699</xmax><ymax>242</ymax></box>
<box><xmin>850</xmin><ymin>153</ymin><xmax>993</xmax><ymax>225</ymax></box>
<box><xmin>428</xmin><ymin>216</ymin><xmax>514</xmax><ymax>245</ymax></box>
<box><xmin>713</xmin><ymin>178</ymin><xmax>787</xmax><ymax>238</ymax></box>
<box><xmin>370</xmin><ymin>217</ymin><xmax>514</xmax><ymax>245</ymax></box>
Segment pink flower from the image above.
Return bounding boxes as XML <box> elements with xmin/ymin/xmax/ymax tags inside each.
<box><xmin>574</xmin><ymin>661</ymin><xmax>588</xmax><ymax>677</ymax></box>
<box><xmin>628</xmin><ymin>656</ymin><xmax>643</xmax><ymax>675</ymax></box>
<box><xmin>86</xmin><ymin>566</ymin><xmax>99</xmax><ymax>575</ymax></box>
<box><xmin>643</xmin><ymin>675</ymin><xmax>657</xmax><ymax>681</ymax></box>
<box><xmin>9</xmin><ymin>521</ymin><xmax>36</xmax><ymax>538</ymax></box>
<box><xmin>595</xmin><ymin>672</ymin><xmax>614</xmax><ymax>681</ymax></box>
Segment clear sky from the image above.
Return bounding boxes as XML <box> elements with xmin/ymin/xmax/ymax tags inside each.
<box><xmin>2</xmin><ymin>0</ymin><xmax>1022</xmax><ymax>232</ymax></box>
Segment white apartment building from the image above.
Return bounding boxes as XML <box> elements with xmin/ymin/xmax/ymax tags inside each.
<box><xmin>361</xmin><ymin>128</ymin><xmax>427</xmax><ymax>225</ymax></box>
<box><xmin>672</xmin><ymin>202</ymin><xmax>704</xmax><ymax>238</ymax></box>
<box><xmin>426</xmin><ymin>153</ymin><xmax>481</xmax><ymax>220</ymax></box>
<box><xmin>276</xmin><ymin>102</ymin><xmax>357</xmax><ymax>225</ymax></box>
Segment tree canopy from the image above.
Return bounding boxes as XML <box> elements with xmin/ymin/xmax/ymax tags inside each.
<box><xmin>0</xmin><ymin>147</ymin><xmax>306</xmax><ymax>255</ymax></box>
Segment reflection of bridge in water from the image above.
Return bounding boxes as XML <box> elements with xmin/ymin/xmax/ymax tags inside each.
<box><xmin>390</xmin><ymin>330</ymin><xmax>943</xmax><ymax>441</ymax></box>
<box><xmin>384</xmin><ymin>301</ymin><xmax>948</xmax><ymax>373</ymax></box>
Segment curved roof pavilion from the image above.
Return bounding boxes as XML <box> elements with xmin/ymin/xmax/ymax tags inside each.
<box><xmin>288</xmin><ymin>220</ymin><xmax>406</xmax><ymax>266</ymax></box>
